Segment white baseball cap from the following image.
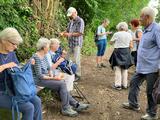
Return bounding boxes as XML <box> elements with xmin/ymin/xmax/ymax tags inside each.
<box><xmin>67</xmin><ymin>7</ymin><xmax>77</xmax><ymax>17</ymax></box>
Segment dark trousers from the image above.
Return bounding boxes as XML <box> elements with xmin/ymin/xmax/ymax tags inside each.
<box><xmin>37</xmin><ymin>80</ymin><xmax>77</xmax><ymax>110</ymax></box>
<box><xmin>128</xmin><ymin>72</ymin><xmax>158</xmax><ymax>117</ymax></box>
<box><xmin>131</xmin><ymin>51</ymin><xmax>137</xmax><ymax>66</ymax></box>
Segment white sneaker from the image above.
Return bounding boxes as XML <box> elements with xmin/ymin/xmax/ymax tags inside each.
<box><xmin>141</xmin><ymin>113</ymin><xmax>158</xmax><ymax>120</ymax></box>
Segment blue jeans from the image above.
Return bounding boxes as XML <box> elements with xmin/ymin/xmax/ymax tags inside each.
<box><xmin>0</xmin><ymin>94</ymin><xmax>42</xmax><ymax>120</ymax></box>
<box><xmin>128</xmin><ymin>72</ymin><xmax>158</xmax><ymax>117</ymax></box>
<box><xmin>96</xmin><ymin>39</ymin><xmax>107</xmax><ymax>56</ymax></box>
<box><xmin>37</xmin><ymin>79</ymin><xmax>78</xmax><ymax>110</ymax></box>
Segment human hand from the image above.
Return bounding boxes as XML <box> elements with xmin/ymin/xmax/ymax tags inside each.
<box><xmin>4</xmin><ymin>62</ymin><xmax>17</xmax><ymax>69</ymax></box>
<box><xmin>54</xmin><ymin>76</ymin><xmax>62</xmax><ymax>80</ymax></box>
<box><xmin>58</xmin><ymin>57</ymin><xmax>65</xmax><ymax>63</ymax></box>
<box><xmin>60</xmin><ymin>32</ymin><xmax>72</xmax><ymax>37</ymax></box>
<box><xmin>30</xmin><ymin>58</ymin><xmax>35</xmax><ymax>65</ymax></box>
<box><xmin>106</xmin><ymin>31</ymin><xmax>112</xmax><ymax>35</ymax></box>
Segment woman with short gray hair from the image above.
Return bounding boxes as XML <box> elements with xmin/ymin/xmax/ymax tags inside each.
<box><xmin>0</xmin><ymin>27</ymin><xmax>42</xmax><ymax>120</ymax></box>
<box><xmin>116</xmin><ymin>22</ymin><xmax>128</xmax><ymax>31</ymax></box>
<box><xmin>32</xmin><ymin>37</ymin><xmax>90</xmax><ymax>117</ymax></box>
<box><xmin>109</xmin><ymin>22</ymin><xmax>133</xmax><ymax>90</ymax></box>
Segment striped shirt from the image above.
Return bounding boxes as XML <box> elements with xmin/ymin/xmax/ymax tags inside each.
<box><xmin>67</xmin><ymin>16</ymin><xmax>84</xmax><ymax>48</ymax></box>
<box><xmin>32</xmin><ymin>54</ymin><xmax>50</xmax><ymax>83</ymax></box>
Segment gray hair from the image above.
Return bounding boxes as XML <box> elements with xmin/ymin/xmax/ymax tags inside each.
<box><xmin>50</xmin><ymin>38</ymin><xmax>60</xmax><ymax>46</ymax></box>
<box><xmin>36</xmin><ymin>37</ymin><xmax>50</xmax><ymax>51</ymax></box>
<box><xmin>116</xmin><ymin>22</ymin><xmax>128</xmax><ymax>31</ymax></box>
<box><xmin>0</xmin><ymin>27</ymin><xmax>23</xmax><ymax>45</ymax></box>
<box><xmin>141</xmin><ymin>7</ymin><xmax>155</xmax><ymax>21</ymax></box>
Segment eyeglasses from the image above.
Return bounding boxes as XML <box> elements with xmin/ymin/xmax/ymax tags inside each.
<box><xmin>8</xmin><ymin>41</ymin><xmax>18</xmax><ymax>46</ymax></box>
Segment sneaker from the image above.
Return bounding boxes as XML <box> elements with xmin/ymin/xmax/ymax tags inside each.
<box><xmin>61</xmin><ymin>107</ymin><xmax>78</xmax><ymax>117</ymax></box>
<box><xmin>74</xmin><ymin>103</ymin><xmax>90</xmax><ymax>112</ymax></box>
<box><xmin>112</xmin><ymin>85</ymin><xmax>122</xmax><ymax>90</ymax></box>
<box><xmin>101</xmin><ymin>63</ymin><xmax>107</xmax><ymax>68</ymax></box>
<box><xmin>122</xmin><ymin>86</ymin><xmax>128</xmax><ymax>89</ymax></box>
<box><xmin>141</xmin><ymin>113</ymin><xmax>158</xmax><ymax>120</ymax></box>
<box><xmin>122</xmin><ymin>102</ymin><xmax>140</xmax><ymax>111</ymax></box>
<box><xmin>97</xmin><ymin>64</ymin><xmax>102</xmax><ymax>68</ymax></box>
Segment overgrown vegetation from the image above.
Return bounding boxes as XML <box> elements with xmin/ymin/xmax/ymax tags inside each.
<box><xmin>64</xmin><ymin>0</ymin><xmax>149</xmax><ymax>55</ymax></box>
<box><xmin>0</xmin><ymin>0</ymin><xmax>39</xmax><ymax>61</ymax></box>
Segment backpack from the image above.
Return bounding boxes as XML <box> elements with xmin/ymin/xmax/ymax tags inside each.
<box><xmin>5</xmin><ymin>62</ymin><xmax>36</xmax><ymax>120</ymax></box>
<box><xmin>152</xmin><ymin>76</ymin><xmax>160</xmax><ymax>104</ymax></box>
<box><xmin>94</xmin><ymin>27</ymin><xmax>103</xmax><ymax>42</ymax></box>
<box><xmin>51</xmin><ymin>53</ymin><xmax>77</xmax><ymax>75</ymax></box>
<box><xmin>94</xmin><ymin>28</ymin><xmax>99</xmax><ymax>42</ymax></box>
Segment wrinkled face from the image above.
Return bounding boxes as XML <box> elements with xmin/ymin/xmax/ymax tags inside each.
<box><xmin>68</xmin><ymin>11</ymin><xmax>76</xmax><ymax>20</ymax></box>
<box><xmin>2</xmin><ymin>40</ymin><xmax>18</xmax><ymax>52</ymax></box>
<box><xmin>50</xmin><ymin>43</ymin><xmax>60</xmax><ymax>52</ymax></box>
<box><xmin>139</xmin><ymin>13</ymin><xmax>149</xmax><ymax>27</ymax></box>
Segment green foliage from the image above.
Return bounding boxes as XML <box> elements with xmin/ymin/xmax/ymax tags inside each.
<box><xmin>64</xmin><ymin>0</ymin><xmax>149</xmax><ymax>55</ymax></box>
<box><xmin>0</xmin><ymin>1</ymin><xmax>39</xmax><ymax>62</ymax></box>
<box><xmin>156</xmin><ymin>1</ymin><xmax>160</xmax><ymax>22</ymax></box>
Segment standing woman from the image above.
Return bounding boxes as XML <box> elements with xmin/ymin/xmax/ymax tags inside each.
<box><xmin>109</xmin><ymin>22</ymin><xmax>133</xmax><ymax>90</ymax></box>
<box><xmin>0</xmin><ymin>27</ymin><xmax>42</xmax><ymax>120</ymax></box>
<box><xmin>129</xmin><ymin>19</ymin><xmax>142</xmax><ymax>66</ymax></box>
<box><xmin>96</xmin><ymin>19</ymin><xmax>112</xmax><ymax>68</ymax></box>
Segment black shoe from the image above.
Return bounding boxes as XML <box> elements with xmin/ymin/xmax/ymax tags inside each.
<box><xmin>101</xmin><ymin>63</ymin><xmax>107</xmax><ymax>68</ymax></box>
<box><xmin>122</xmin><ymin>86</ymin><xmax>128</xmax><ymax>90</ymax></box>
<box><xmin>122</xmin><ymin>102</ymin><xmax>140</xmax><ymax>111</ymax></box>
<box><xmin>112</xmin><ymin>85</ymin><xmax>122</xmax><ymax>90</ymax></box>
<box><xmin>97</xmin><ymin>64</ymin><xmax>102</xmax><ymax>68</ymax></box>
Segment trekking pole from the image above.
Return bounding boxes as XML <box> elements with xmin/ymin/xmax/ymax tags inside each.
<box><xmin>73</xmin><ymin>83</ymin><xmax>90</xmax><ymax>104</ymax></box>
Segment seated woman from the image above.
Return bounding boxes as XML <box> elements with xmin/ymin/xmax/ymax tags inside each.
<box><xmin>45</xmin><ymin>38</ymin><xmax>75</xmax><ymax>92</ymax></box>
<box><xmin>0</xmin><ymin>27</ymin><xmax>42</xmax><ymax>120</ymax></box>
<box><xmin>32</xmin><ymin>37</ymin><xmax>89</xmax><ymax>117</ymax></box>
<box><xmin>109</xmin><ymin>22</ymin><xmax>133</xmax><ymax>90</ymax></box>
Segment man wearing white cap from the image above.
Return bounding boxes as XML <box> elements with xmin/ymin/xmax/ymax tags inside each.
<box><xmin>60</xmin><ymin>7</ymin><xmax>84</xmax><ymax>81</ymax></box>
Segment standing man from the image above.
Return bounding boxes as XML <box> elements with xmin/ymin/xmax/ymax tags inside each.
<box><xmin>60</xmin><ymin>7</ymin><xmax>84</xmax><ymax>81</ymax></box>
<box><xmin>122</xmin><ymin>7</ymin><xmax>160</xmax><ymax>120</ymax></box>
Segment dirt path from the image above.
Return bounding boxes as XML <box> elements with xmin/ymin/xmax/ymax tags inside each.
<box><xmin>43</xmin><ymin>47</ymin><xmax>160</xmax><ymax>120</ymax></box>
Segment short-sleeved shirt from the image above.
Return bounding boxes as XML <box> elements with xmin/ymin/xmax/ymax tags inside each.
<box><xmin>66</xmin><ymin>16</ymin><xmax>84</xmax><ymax>48</ymax></box>
<box><xmin>129</xmin><ymin>28</ymin><xmax>142</xmax><ymax>51</ymax></box>
<box><xmin>136</xmin><ymin>22</ymin><xmax>160</xmax><ymax>74</ymax></box>
<box><xmin>110</xmin><ymin>31</ymin><xmax>132</xmax><ymax>48</ymax></box>
<box><xmin>0</xmin><ymin>52</ymin><xmax>19</xmax><ymax>92</ymax></box>
<box><xmin>97</xmin><ymin>25</ymin><xmax>107</xmax><ymax>40</ymax></box>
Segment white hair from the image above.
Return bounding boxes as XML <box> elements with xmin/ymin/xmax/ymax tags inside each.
<box><xmin>50</xmin><ymin>38</ymin><xmax>60</xmax><ymax>46</ymax></box>
<box><xmin>116</xmin><ymin>22</ymin><xmax>128</xmax><ymax>31</ymax></box>
<box><xmin>141</xmin><ymin>7</ymin><xmax>155</xmax><ymax>21</ymax></box>
<box><xmin>36</xmin><ymin>37</ymin><xmax>50</xmax><ymax>50</ymax></box>
<box><xmin>0</xmin><ymin>27</ymin><xmax>23</xmax><ymax>44</ymax></box>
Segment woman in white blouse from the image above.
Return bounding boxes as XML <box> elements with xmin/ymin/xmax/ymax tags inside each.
<box><xmin>109</xmin><ymin>22</ymin><xmax>133</xmax><ymax>90</ymax></box>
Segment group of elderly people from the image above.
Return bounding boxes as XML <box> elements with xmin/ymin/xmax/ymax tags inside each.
<box><xmin>0</xmin><ymin>28</ymin><xmax>89</xmax><ymax>120</ymax></box>
<box><xmin>109</xmin><ymin>7</ymin><xmax>160</xmax><ymax>120</ymax></box>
